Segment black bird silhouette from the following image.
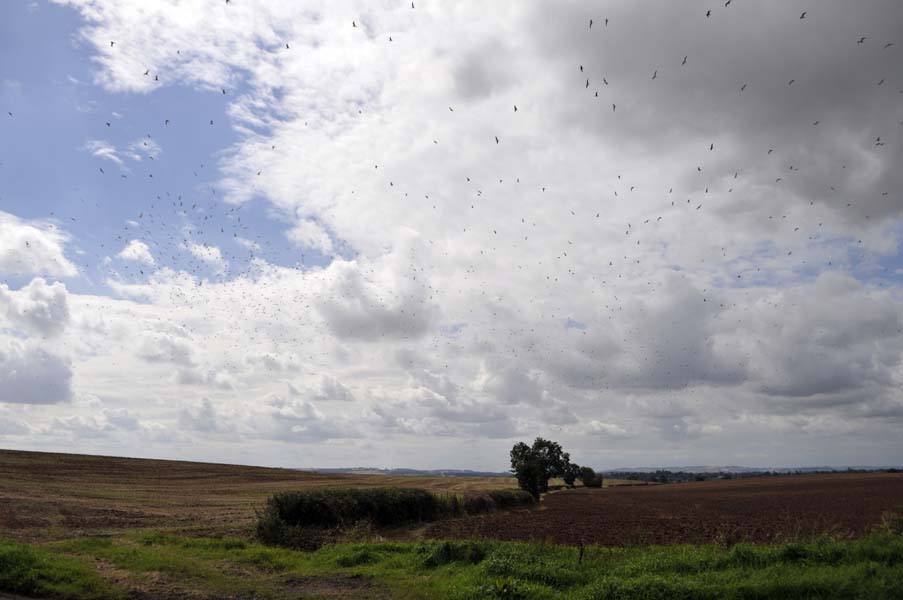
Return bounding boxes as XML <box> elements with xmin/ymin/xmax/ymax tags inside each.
<box><xmin>682</xmin><ymin>55</ymin><xmax>687</xmax><ymax>65</ymax></box>
<box><xmin>495</xmin><ymin>136</ymin><xmax>499</xmax><ymax>144</ymax></box>
<box><xmin>740</xmin><ymin>83</ymin><xmax>747</xmax><ymax>91</ymax></box>
<box><xmin>586</xmin><ymin>78</ymin><xmax>589</xmax><ymax>88</ymax></box>
<box><xmin>110</xmin><ymin>41</ymin><xmax>115</xmax><ymax>47</ymax></box>
<box><xmin>884</xmin><ymin>42</ymin><xmax>894</xmax><ymax>49</ymax></box>
<box><xmin>352</xmin><ymin>21</ymin><xmax>357</xmax><ymax>27</ymax></box>
<box><xmin>513</xmin><ymin>105</ymin><xmax>517</xmax><ymax>112</ymax></box>
<box><xmin>706</xmin><ymin>10</ymin><xmax>711</xmax><ymax>17</ymax></box>
<box><xmin>652</xmin><ymin>70</ymin><xmax>658</xmax><ymax>80</ymax></box>
<box><xmin>857</xmin><ymin>36</ymin><xmax>866</xmax><ymax>44</ymax></box>
<box><xmin>799</xmin><ymin>11</ymin><xmax>807</xmax><ymax>19</ymax></box>
<box><xmin>612</xmin><ymin>103</ymin><xmax>616</xmax><ymax>112</ymax></box>
<box><xmin>589</xmin><ymin>19</ymin><xmax>593</xmax><ymax>28</ymax></box>
<box><xmin>221</xmin><ymin>88</ymin><xmax>226</xmax><ymax>95</ymax></box>
<box><xmin>143</xmin><ymin>69</ymin><xmax>149</xmax><ymax>76</ymax></box>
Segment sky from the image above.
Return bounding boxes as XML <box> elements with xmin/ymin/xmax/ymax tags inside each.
<box><xmin>0</xmin><ymin>0</ymin><xmax>902</xmax><ymax>471</ymax></box>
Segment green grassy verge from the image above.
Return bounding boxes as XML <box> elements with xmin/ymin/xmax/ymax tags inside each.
<box><xmin>2</xmin><ymin>533</ymin><xmax>902</xmax><ymax>599</ymax></box>
<box><xmin>0</xmin><ymin>538</ymin><xmax>122</xmax><ymax>600</ymax></box>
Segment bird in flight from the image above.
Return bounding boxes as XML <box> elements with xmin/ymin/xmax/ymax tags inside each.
<box><xmin>652</xmin><ymin>70</ymin><xmax>658</xmax><ymax>80</ymax></box>
<box><xmin>884</xmin><ymin>42</ymin><xmax>894</xmax><ymax>49</ymax></box>
<box><xmin>799</xmin><ymin>11</ymin><xmax>807</xmax><ymax>19</ymax></box>
<box><xmin>589</xmin><ymin>19</ymin><xmax>593</xmax><ymax>29</ymax></box>
<box><xmin>857</xmin><ymin>36</ymin><xmax>866</xmax><ymax>44</ymax></box>
<box><xmin>110</xmin><ymin>41</ymin><xmax>115</xmax><ymax>47</ymax></box>
<box><xmin>682</xmin><ymin>56</ymin><xmax>687</xmax><ymax>66</ymax></box>
<box><xmin>706</xmin><ymin>10</ymin><xmax>711</xmax><ymax>17</ymax></box>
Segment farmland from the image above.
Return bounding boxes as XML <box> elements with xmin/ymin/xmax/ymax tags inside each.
<box><xmin>426</xmin><ymin>472</ymin><xmax>903</xmax><ymax>546</ymax></box>
<box><xmin>1</xmin><ymin>449</ymin><xmax>903</xmax><ymax>599</ymax></box>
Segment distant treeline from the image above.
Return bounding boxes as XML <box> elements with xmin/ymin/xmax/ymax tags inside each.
<box><xmin>604</xmin><ymin>468</ymin><xmax>902</xmax><ymax>485</ymax></box>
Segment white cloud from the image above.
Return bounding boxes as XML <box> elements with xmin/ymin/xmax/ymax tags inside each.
<box><xmin>0</xmin><ymin>340</ymin><xmax>72</xmax><ymax>404</ymax></box>
<box><xmin>82</xmin><ymin>139</ymin><xmax>123</xmax><ymax>165</ymax></box>
<box><xmin>187</xmin><ymin>243</ymin><xmax>227</xmax><ymax>274</ymax></box>
<box><xmin>16</xmin><ymin>0</ymin><xmax>903</xmax><ymax>468</ymax></box>
<box><xmin>118</xmin><ymin>239</ymin><xmax>156</xmax><ymax>265</ymax></box>
<box><xmin>0</xmin><ymin>211</ymin><xmax>77</xmax><ymax>277</ymax></box>
<box><xmin>0</xmin><ymin>278</ymin><xmax>70</xmax><ymax>337</ymax></box>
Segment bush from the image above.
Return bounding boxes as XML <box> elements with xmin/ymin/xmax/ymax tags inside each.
<box><xmin>257</xmin><ymin>487</ymin><xmax>535</xmax><ymax>549</ymax></box>
<box><xmin>580</xmin><ymin>467</ymin><xmax>598</xmax><ymax>487</ymax></box>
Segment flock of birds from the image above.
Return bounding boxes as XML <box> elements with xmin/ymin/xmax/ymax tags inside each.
<box><xmin>3</xmin><ymin>3</ymin><xmax>902</xmax><ymax>400</ymax></box>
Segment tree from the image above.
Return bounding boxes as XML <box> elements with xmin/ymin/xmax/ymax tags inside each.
<box><xmin>562</xmin><ymin>463</ymin><xmax>581</xmax><ymax>487</ymax></box>
<box><xmin>510</xmin><ymin>437</ymin><xmax>573</xmax><ymax>499</ymax></box>
<box><xmin>580</xmin><ymin>467</ymin><xmax>602</xmax><ymax>487</ymax></box>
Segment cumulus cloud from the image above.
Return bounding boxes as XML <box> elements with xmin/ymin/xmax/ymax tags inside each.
<box><xmin>186</xmin><ymin>243</ymin><xmax>227</xmax><ymax>274</ymax></box>
<box><xmin>18</xmin><ymin>0</ymin><xmax>903</xmax><ymax>467</ymax></box>
<box><xmin>0</xmin><ymin>278</ymin><xmax>70</xmax><ymax>337</ymax></box>
<box><xmin>137</xmin><ymin>333</ymin><xmax>195</xmax><ymax>366</ymax></box>
<box><xmin>118</xmin><ymin>240</ymin><xmax>156</xmax><ymax>265</ymax></box>
<box><xmin>0</xmin><ymin>211</ymin><xmax>77</xmax><ymax>277</ymax></box>
<box><xmin>0</xmin><ymin>340</ymin><xmax>72</xmax><ymax>404</ymax></box>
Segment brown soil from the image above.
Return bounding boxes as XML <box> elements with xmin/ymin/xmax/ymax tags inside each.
<box><xmin>0</xmin><ymin>448</ymin><xmax>515</xmax><ymax>542</ymax></box>
<box><xmin>423</xmin><ymin>472</ymin><xmax>903</xmax><ymax>546</ymax></box>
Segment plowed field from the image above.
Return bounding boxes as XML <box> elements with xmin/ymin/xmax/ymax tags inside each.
<box><xmin>425</xmin><ymin>472</ymin><xmax>903</xmax><ymax>546</ymax></box>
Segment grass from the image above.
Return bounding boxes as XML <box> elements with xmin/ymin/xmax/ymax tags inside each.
<box><xmin>2</xmin><ymin>532</ymin><xmax>902</xmax><ymax>599</ymax></box>
<box><xmin>0</xmin><ymin>538</ymin><xmax>122</xmax><ymax>600</ymax></box>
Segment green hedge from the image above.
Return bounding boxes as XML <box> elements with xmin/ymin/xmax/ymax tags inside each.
<box><xmin>257</xmin><ymin>487</ymin><xmax>534</xmax><ymax>549</ymax></box>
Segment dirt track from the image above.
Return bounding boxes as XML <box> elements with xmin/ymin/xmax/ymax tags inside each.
<box><xmin>424</xmin><ymin>473</ymin><xmax>903</xmax><ymax>546</ymax></box>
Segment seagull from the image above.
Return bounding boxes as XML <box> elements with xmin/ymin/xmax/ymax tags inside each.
<box><xmin>143</xmin><ymin>69</ymin><xmax>150</xmax><ymax>76</ymax></box>
<box><xmin>110</xmin><ymin>41</ymin><xmax>115</xmax><ymax>47</ymax></box>
<box><xmin>857</xmin><ymin>36</ymin><xmax>866</xmax><ymax>44</ymax></box>
<box><xmin>740</xmin><ymin>83</ymin><xmax>747</xmax><ymax>91</ymax></box>
<box><xmin>788</xmin><ymin>79</ymin><xmax>795</xmax><ymax>85</ymax></box>
<box><xmin>883</xmin><ymin>42</ymin><xmax>894</xmax><ymax>49</ymax></box>
<box><xmin>603</xmin><ymin>77</ymin><xmax>608</xmax><ymax>85</ymax></box>
<box><xmin>706</xmin><ymin>10</ymin><xmax>711</xmax><ymax>17</ymax></box>
<box><xmin>799</xmin><ymin>11</ymin><xmax>807</xmax><ymax>19</ymax></box>
<box><xmin>652</xmin><ymin>70</ymin><xmax>658</xmax><ymax>80</ymax></box>
<box><xmin>682</xmin><ymin>55</ymin><xmax>687</xmax><ymax>65</ymax></box>
<box><xmin>513</xmin><ymin>105</ymin><xmax>517</xmax><ymax>112</ymax></box>
<box><xmin>612</xmin><ymin>103</ymin><xmax>616</xmax><ymax>111</ymax></box>
<box><xmin>495</xmin><ymin>136</ymin><xmax>499</xmax><ymax>144</ymax></box>
<box><xmin>352</xmin><ymin>21</ymin><xmax>357</xmax><ymax>27</ymax></box>
<box><xmin>589</xmin><ymin>19</ymin><xmax>593</xmax><ymax>28</ymax></box>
